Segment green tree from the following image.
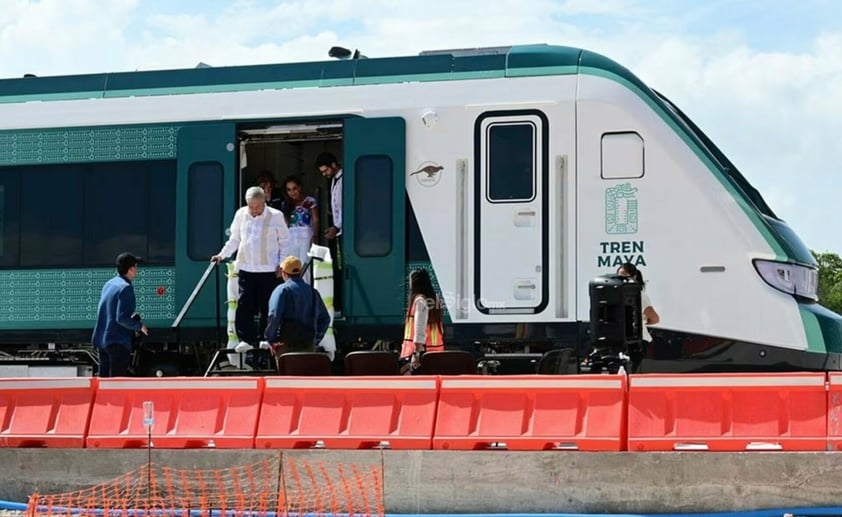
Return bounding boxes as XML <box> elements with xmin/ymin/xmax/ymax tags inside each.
<box><xmin>813</xmin><ymin>250</ymin><xmax>842</xmax><ymax>315</ymax></box>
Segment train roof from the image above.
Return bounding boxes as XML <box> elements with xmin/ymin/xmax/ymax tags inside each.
<box><xmin>0</xmin><ymin>44</ymin><xmax>647</xmax><ymax>103</ymax></box>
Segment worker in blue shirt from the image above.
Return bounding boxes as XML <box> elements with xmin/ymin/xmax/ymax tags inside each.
<box><xmin>265</xmin><ymin>256</ymin><xmax>330</xmax><ymax>361</ymax></box>
<box><xmin>91</xmin><ymin>252</ymin><xmax>148</xmax><ymax>377</ymax></box>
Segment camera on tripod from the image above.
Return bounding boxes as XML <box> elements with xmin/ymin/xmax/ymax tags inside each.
<box><xmin>586</xmin><ymin>274</ymin><xmax>642</xmax><ymax>373</ymax></box>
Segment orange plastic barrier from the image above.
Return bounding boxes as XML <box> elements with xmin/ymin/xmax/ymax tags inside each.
<box><xmin>826</xmin><ymin>372</ymin><xmax>842</xmax><ymax>450</ymax></box>
<box><xmin>432</xmin><ymin>375</ymin><xmax>627</xmax><ymax>451</ymax></box>
<box><xmin>86</xmin><ymin>377</ymin><xmax>263</xmax><ymax>448</ymax></box>
<box><xmin>0</xmin><ymin>378</ymin><xmax>95</xmax><ymax>448</ymax></box>
<box><xmin>256</xmin><ymin>376</ymin><xmax>438</xmax><ymax>449</ymax></box>
<box><xmin>627</xmin><ymin>372</ymin><xmax>827</xmax><ymax>451</ymax></box>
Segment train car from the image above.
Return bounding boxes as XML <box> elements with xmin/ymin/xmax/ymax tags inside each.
<box><xmin>0</xmin><ymin>44</ymin><xmax>838</xmax><ymax>376</ymax></box>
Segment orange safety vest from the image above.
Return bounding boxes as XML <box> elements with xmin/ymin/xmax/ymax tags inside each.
<box><xmin>401</xmin><ymin>295</ymin><xmax>444</xmax><ymax>358</ymax></box>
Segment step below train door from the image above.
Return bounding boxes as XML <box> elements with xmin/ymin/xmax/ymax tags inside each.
<box><xmin>475</xmin><ymin>110</ymin><xmax>549</xmax><ymax>315</ymax></box>
<box><xmin>343</xmin><ymin>117</ymin><xmax>406</xmax><ymax>325</ymax></box>
<box><xmin>174</xmin><ymin>123</ymin><xmax>237</xmax><ymax>333</ymax></box>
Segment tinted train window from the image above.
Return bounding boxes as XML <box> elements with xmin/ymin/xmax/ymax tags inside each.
<box><xmin>0</xmin><ymin>171</ymin><xmax>20</xmax><ymax>267</ymax></box>
<box><xmin>487</xmin><ymin>123</ymin><xmax>536</xmax><ymax>202</ymax></box>
<box><xmin>8</xmin><ymin>160</ymin><xmax>176</xmax><ymax>268</ymax></box>
<box><xmin>0</xmin><ymin>185</ymin><xmax>3</xmax><ymax>259</ymax></box>
<box><xmin>85</xmin><ymin>162</ymin><xmax>148</xmax><ymax>265</ymax></box>
<box><xmin>187</xmin><ymin>162</ymin><xmax>223</xmax><ymax>261</ymax></box>
<box><xmin>354</xmin><ymin>155</ymin><xmax>393</xmax><ymax>257</ymax></box>
<box><xmin>21</xmin><ymin>165</ymin><xmax>85</xmax><ymax>266</ymax></box>
<box><xmin>148</xmin><ymin>164</ymin><xmax>177</xmax><ymax>263</ymax></box>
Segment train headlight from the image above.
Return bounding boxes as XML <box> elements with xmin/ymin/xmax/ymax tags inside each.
<box><xmin>754</xmin><ymin>260</ymin><xmax>819</xmax><ymax>301</ymax></box>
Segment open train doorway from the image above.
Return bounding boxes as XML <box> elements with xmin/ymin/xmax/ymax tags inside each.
<box><xmin>238</xmin><ymin>121</ymin><xmax>344</xmax><ymax>259</ymax></box>
<box><xmin>236</xmin><ymin>117</ymin><xmax>407</xmax><ymax>334</ymax></box>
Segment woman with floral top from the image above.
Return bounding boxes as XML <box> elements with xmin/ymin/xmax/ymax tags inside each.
<box><xmin>280</xmin><ymin>176</ymin><xmax>319</xmax><ymax>280</ymax></box>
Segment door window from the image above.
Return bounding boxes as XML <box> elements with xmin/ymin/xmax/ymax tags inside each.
<box><xmin>187</xmin><ymin>162</ymin><xmax>224</xmax><ymax>261</ymax></box>
<box><xmin>487</xmin><ymin>123</ymin><xmax>536</xmax><ymax>202</ymax></box>
<box><xmin>353</xmin><ymin>155</ymin><xmax>393</xmax><ymax>257</ymax></box>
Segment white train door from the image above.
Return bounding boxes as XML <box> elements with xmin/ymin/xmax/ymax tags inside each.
<box><xmin>475</xmin><ymin>110</ymin><xmax>548</xmax><ymax>314</ymax></box>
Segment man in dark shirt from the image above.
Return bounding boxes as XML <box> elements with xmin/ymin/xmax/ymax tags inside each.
<box><xmin>91</xmin><ymin>252</ymin><xmax>148</xmax><ymax>377</ymax></box>
<box><xmin>315</xmin><ymin>152</ymin><xmax>343</xmax><ymax>315</ymax></box>
<box><xmin>265</xmin><ymin>256</ymin><xmax>330</xmax><ymax>360</ymax></box>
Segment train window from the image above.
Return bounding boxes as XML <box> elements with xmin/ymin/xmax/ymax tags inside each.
<box><xmin>601</xmin><ymin>132</ymin><xmax>644</xmax><ymax>179</ymax></box>
<box><xmin>0</xmin><ymin>185</ymin><xmax>3</xmax><ymax>259</ymax></box>
<box><xmin>147</xmin><ymin>164</ymin><xmax>177</xmax><ymax>263</ymax></box>
<box><xmin>354</xmin><ymin>155</ymin><xmax>393</xmax><ymax>257</ymax></box>
<box><xmin>20</xmin><ymin>165</ymin><xmax>85</xmax><ymax>267</ymax></box>
<box><xmin>12</xmin><ymin>160</ymin><xmax>175</xmax><ymax>268</ymax></box>
<box><xmin>486</xmin><ymin>122</ymin><xmax>536</xmax><ymax>202</ymax></box>
<box><xmin>0</xmin><ymin>170</ymin><xmax>20</xmax><ymax>267</ymax></box>
<box><xmin>188</xmin><ymin>162</ymin><xmax>223</xmax><ymax>261</ymax></box>
<box><xmin>81</xmin><ymin>161</ymin><xmax>175</xmax><ymax>266</ymax></box>
<box><xmin>85</xmin><ymin>162</ymin><xmax>149</xmax><ymax>265</ymax></box>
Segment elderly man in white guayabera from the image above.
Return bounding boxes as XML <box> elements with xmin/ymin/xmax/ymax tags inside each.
<box><xmin>212</xmin><ymin>186</ymin><xmax>289</xmax><ymax>355</ymax></box>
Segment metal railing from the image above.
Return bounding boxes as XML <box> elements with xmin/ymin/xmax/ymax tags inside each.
<box><xmin>171</xmin><ymin>260</ymin><xmax>224</xmax><ymax>349</ymax></box>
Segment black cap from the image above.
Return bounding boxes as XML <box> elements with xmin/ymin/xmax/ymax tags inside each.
<box><xmin>116</xmin><ymin>252</ymin><xmax>142</xmax><ymax>271</ymax></box>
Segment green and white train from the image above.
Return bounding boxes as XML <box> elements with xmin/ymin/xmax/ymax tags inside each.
<box><xmin>0</xmin><ymin>44</ymin><xmax>838</xmax><ymax>375</ymax></box>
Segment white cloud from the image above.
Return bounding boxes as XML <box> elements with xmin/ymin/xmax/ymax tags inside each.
<box><xmin>0</xmin><ymin>0</ymin><xmax>138</xmax><ymax>77</ymax></box>
<box><xmin>558</xmin><ymin>0</ymin><xmax>643</xmax><ymax>16</ymax></box>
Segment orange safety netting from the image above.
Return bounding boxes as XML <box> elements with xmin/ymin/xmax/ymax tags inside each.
<box><xmin>26</xmin><ymin>454</ymin><xmax>384</xmax><ymax>517</ymax></box>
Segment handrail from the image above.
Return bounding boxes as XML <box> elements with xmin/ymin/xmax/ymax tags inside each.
<box><xmin>171</xmin><ymin>261</ymin><xmax>221</xmax><ymax>329</ymax></box>
<box><xmin>170</xmin><ymin>255</ymin><xmax>314</xmax><ymax>356</ymax></box>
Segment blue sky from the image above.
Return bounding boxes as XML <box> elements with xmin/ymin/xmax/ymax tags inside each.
<box><xmin>1</xmin><ymin>0</ymin><xmax>841</xmax><ymax>254</ymax></box>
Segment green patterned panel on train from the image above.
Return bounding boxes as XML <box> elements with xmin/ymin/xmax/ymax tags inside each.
<box><xmin>0</xmin><ymin>126</ymin><xmax>179</xmax><ymax>166</ymax></box>
<box><xmin>0</xmin><ymin>268</ymin><xmax>176</xmax><ymax>329</ymax></box>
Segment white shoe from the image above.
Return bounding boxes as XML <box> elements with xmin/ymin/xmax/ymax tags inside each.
<box><xmin>259</xmin><ymin>340</ymin><xmax>272</xmax><ymax>350</ymax></box>
<box><xmin>234</xmin><ymin>341</ymin><xmax>254</xmax><ymax>353</ymax></box>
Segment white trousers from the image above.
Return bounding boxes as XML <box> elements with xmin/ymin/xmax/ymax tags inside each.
<box><xmin>287</xmin><ymin>226</ymin><xmax>314</xmax><ymax>284</ymax></box>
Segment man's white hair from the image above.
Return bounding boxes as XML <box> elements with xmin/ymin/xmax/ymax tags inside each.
<box><xmin>245</xmin><ymin>186</ymin><xmax>266</xmax><ymax>202</ymax></box>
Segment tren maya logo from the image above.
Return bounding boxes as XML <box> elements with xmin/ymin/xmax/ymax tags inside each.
<box><xmin>599</xmin><ymin>182</ymin><xmax>646</xmax><ymax>267</ymax></box>
<box><xmin>410</xmin><ymin>162</ymin><xmax>443</xmax><ymax>187</ymax></box>
<box><xmin>604</xmin><ymin>182</ymin><xmax>638</xmax><ymax>234</ymax></box>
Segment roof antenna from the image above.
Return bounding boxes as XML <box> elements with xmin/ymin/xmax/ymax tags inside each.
<box><xmin>328</xmin><ymin>46</ymin><xmax>366</xmax><ymax>60</ymax></box>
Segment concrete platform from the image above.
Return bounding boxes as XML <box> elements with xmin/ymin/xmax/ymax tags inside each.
<box><xmin>1</xmin><ymin>450</ymin><xmax>840</xmax><ymax>514</ymax></box>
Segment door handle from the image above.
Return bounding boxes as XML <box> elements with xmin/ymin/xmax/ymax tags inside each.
<box><xmin>513</xmin><ymin>210</ymin><xmax>536</xmax><ymax>227</ymax></box>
